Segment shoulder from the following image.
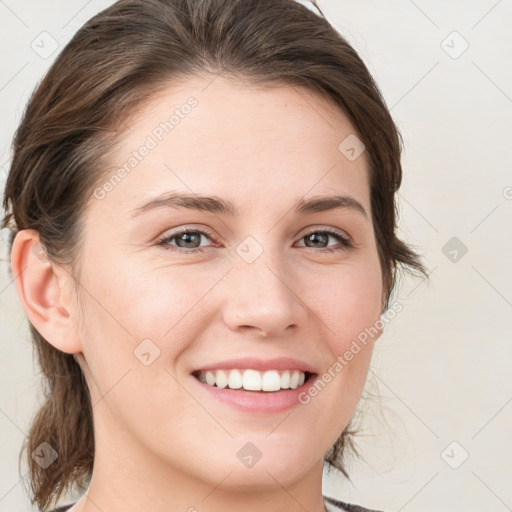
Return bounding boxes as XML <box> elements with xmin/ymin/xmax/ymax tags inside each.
<box><xmin>49</xmin><ymin>498</ymin><xmax>386</xmax><ymax>512</ymax></box>
<box><xmin>324</xmin><ymin>494</ymin><xmax>389</xmax><ymax>512</ymax></box>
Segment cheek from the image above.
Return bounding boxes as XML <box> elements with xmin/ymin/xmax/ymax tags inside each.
<box><xmin>299</xmin><ymin>257</ymin><xmax>382</xmax><ymax>400</ymax></box>
<box><xmin>299</xmin><ymin>257</ymin><xmax>383</xmax><ymax>344</ymax></box>
<box><xmin>81</xmin><ymin>251</ymin><xmax>200</xmax><ymax>331</ymax></box>
<box><xmin>76</xmin><ymin>253</ymin><xmax>220</xmax><ymax>373</ymax></box>
<box><xmin>74</xmin><ymin>260</ymin><xmax>204</xmax><ymax>422</ymax></box>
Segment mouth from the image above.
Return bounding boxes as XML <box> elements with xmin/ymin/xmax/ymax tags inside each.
<box><xmin>191</xmin><ymin>368</ymin><xmax>317</xmax><ymax>393</ymax></box>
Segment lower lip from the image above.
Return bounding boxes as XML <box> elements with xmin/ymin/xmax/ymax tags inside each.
<box><xmin>190</xmin><ymin>373</ymin><xmax>318</xmax><ymax>413</ymax></box>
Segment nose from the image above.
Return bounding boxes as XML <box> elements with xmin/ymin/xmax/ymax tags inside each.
<box><xmin>222</xmin><ymin>244</ymin><xmax>308</xmax><ymax>338</ymax></box>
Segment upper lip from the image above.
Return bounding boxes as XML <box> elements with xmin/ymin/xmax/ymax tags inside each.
<box><xmin>191</xmin><ymin>356</ymin><xmax>318</xmax><ymax>374</ymax></box>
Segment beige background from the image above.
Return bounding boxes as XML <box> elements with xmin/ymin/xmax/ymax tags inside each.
<box><xmin>1</xmin><ymin>1</ymin><xmax>511</xmax><ymax>511</ymax></box>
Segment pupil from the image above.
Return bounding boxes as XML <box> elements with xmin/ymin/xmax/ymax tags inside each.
<box><xmin>177</xmin><ymin>232</ymin><xmax>200</xmax><ymax>248</ymax></box>
<box><xmin>306</xmin><ymin>233</ymin><xmax>326</xmax><ymax>248</ymax></box>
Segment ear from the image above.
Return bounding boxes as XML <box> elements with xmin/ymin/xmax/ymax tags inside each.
<box><xmin>10</xmin><ymin>229</ymin><xmax>83</xmax><ymax>354</ymax></box>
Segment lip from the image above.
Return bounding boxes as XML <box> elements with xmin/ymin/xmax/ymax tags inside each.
<box><xmin>190</xmin><ymin>356</ymin><xmax>318</xmax><ymax>374</ymax></box>
<box><xmin>190</xmin><ymin>371</ymin><xmax>319</xmax><ymax>414</ymax></box>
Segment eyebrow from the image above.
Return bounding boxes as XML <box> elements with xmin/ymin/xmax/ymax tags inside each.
<box><xmin>130</xmin><ymin>192</ymin><xmax>368</xmax><ymax>220</ymax></box>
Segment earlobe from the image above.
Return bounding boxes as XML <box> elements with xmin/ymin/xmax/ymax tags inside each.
<box><xmin>10</xmin><ymin>229</ymin><xmax>83</xmax><ymax>354</ymax></box>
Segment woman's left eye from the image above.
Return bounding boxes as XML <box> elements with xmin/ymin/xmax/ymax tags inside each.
<box><xmin>296</xmin><ymin>229</ymin><xmax>353</xmax><ymax>252</ymax></box>
<box><xmin>156</xmin><ymin>227</ymin><xmax>353</xmax><ymax>253</ymax></box>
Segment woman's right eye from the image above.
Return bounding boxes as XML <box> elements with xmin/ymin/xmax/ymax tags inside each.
<box><xmin>156</xmin><ymin>228</ymin><xmax>216</xmax><ymax>253</ymax></box>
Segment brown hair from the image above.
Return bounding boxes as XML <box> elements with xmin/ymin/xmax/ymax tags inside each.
<box><xmin>1</xmin><ymin>0</ymin><xmax>428</xmax><ymax>509</ymax></box>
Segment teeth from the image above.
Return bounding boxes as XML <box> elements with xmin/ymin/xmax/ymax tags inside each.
<box><xmin>215</xmin><ymin>370</ymin><xmax>229</xmax><ymax>389</ymax></box>
<box><xmin>290</xmin><ymin>370</ymin><xmax>299</xmax><ymax>389</ymax></box>
<box><xmin>228</xmin><ymin>369</ymin><xmax>243</xmax><ymax>389</ymax></box>
<box><xmin>243</xmin><ymin>369</ymin><xmax>262</xmax><ymax>391</ymax></box>
<box><xmin>281</xmin><ymin>370</ymin><xmax>291</xmax><ymax>389</ymax></box>
<box><xmin>197</xmin><ymin>369</ymin><xmax>308</xmax><ymax>392</ymax></box>
<box><xmin>260</xmin><ymin>370</ymin><xmax>280</xmax><ymax>391</ymax></box>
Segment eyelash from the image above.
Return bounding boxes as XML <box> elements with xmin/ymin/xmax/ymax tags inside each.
<box><xmin>156</xmin><ymin>227</ymin><xmax>354</xmax><ymax>254</ymax></box>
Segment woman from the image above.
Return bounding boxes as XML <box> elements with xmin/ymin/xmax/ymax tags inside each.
<box><xmin>2</xmin><ymin>0</ymin><xmax>428</xmax><ymax>511</ymax></box>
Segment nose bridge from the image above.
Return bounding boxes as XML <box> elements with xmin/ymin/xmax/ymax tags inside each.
<box><xmin>223</xmin><ymin>233</ymin><xmax>305</xmax><ymax>336</ymax></box>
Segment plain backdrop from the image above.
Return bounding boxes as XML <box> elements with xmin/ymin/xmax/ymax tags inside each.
<box><xmin>1</xmin><ymin>1</ymin><xmax>511</xmax><ymax>511</ymax></box>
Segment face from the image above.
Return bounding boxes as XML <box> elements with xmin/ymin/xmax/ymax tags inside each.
<box><xmin>67</xmin><ymin>76</ymin><xmax>384</xmax><ymax>490</ymax></box>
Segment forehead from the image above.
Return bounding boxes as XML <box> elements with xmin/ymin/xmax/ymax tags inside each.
<box><xmin>90</xmin><ymin>75</ymin><xmax>370</xmax><ymax>223</ymax></box>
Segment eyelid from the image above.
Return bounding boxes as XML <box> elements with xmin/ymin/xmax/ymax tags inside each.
<box><xmin>300</xmin><ymin>224</ymin><xmax>350</xmax><ymax>239</ymax></box>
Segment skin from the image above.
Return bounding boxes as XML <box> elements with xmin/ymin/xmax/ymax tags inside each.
<box><xmin>12</xmin><ymin>75</ymin><xmax>384</xmax><ymax>512</ymax></box>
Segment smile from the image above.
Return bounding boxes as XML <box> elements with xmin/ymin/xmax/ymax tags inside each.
<box><xmin>191</xmin><ymin>368</ymin><xmax>319</xmax><ymax>414</ymax></box>
<box><xmin>193</xmin><ymin>368</ymin><xmax>313</xmax><ymax>392</ymax></box>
